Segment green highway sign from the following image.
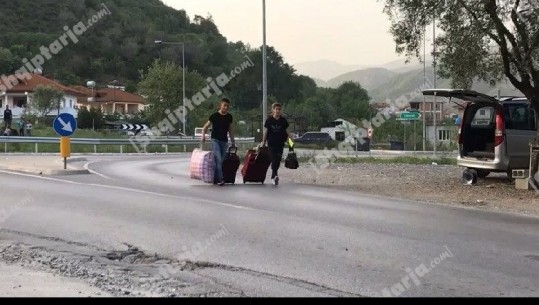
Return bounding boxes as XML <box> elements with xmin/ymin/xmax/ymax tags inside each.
<box><xmin>399</xmin><ymin>111</ymin><xmax>421</xmax><ymax>121</ymax></box>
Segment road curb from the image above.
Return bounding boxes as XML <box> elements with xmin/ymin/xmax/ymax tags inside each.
<box><xmin>0</xmin><ymin>166</ymin><xmax>90</xmax><ymax>176</ymax></box>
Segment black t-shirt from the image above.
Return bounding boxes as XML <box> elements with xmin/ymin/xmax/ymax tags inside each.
<box><xmin>4</xmin><ymin>109</ymin><xmax>12</xmax><ymax>120</ymax></box>
<box><xmin>265</xmin><ymin>116</ymin><xmax>289</xmax><ymax>147</ymax></box>
<box><xmin>209</xmin><ymin>112</ymin><xmax>232</xmax><ymax>141</ymax></box>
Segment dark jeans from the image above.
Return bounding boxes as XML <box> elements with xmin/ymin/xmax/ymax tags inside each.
<box><xmin>268</xmin><ymin>145</ymin><xmax>284</xmax><ymax>178</ymax></box>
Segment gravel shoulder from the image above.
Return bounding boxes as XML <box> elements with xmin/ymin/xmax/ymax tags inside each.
<box><xmin>0</xmin><ymin>262</ymin><xmax>110</xmax><ymax>297</ymax></box>
<box><xmin>281</xmin><ymin>163</ymin><xmax>539</xmax><ymax>218</ymax></box>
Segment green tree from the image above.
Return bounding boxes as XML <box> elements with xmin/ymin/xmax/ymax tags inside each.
<box><xmin>89</xmin><ymin>107</ymin><xmax>105</xmax><ymax>130</ymax></box>
<box><xmin>137</xmin><ymin>59</ymin><xmax>206</xmax><ymax>133</ymax></box>
<box><xmin>383</xmin><ymin>0</ymin><xmax>539</xmax><ymax>142</ymax></box>
<box><xmin>332</xmin><ymin>81</ymin><xmax>375</xmax><ymax>121</ymax></box>
<box><xmin>0</xmin><ymin>47</ymin><xmax>15</xmax><ymax>74</ymax></box>
<box><xmin>226</xmin><ymin>46</ymin><xmax>306</xmax><ymax>110</ymax></box>
<box><xmin>77</xmin><ymin>107</ymin><xmax>92</xmax><ymax>129</ymax></box>
<box><xmin>31</xmin><ymin>85</ymin><xmax>64</xmax><ymax>118</ymax></box>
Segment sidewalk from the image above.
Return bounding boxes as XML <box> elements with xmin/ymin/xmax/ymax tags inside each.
<box><xmin>0</xmin><ymin>262</ymin><xmax>109</xmax><ymax>297</ymax></box>
<box><xmin>0</xmin><ymin>155</ymin><xmax>90</xmax><ymax>175</ymax></box>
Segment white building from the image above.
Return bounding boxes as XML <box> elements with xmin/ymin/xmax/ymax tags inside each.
<box><xmin>0</xmin><ymin>72</ymin><xmax>82</xmax><ymax>119</ymax></box>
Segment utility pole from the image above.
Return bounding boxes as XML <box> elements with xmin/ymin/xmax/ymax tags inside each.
<box><xmin>432</xmin><ymin>12</ymin><xmax>437</xmax><ymax>157</ymax></box>
<box><xmin>262</xmin><ymin>0</ymin><xmax>268</xmax><ymax>130</ymax></box>
<box><xmin>423</xmin><ymin>27</ymin><xmax>426</xmax><ymax>152</ymax></box>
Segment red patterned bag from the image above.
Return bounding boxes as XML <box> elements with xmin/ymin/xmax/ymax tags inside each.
<box><xmin>189</xmin><ymin>148</ymin><xmax>215</xmax><ymax>183</ymax></box>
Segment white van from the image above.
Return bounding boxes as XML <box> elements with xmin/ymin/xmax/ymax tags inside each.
<box><xmin>423</xmin><ymin>89</ymin><xmax>536</xmax><ymax>178</ymax></box>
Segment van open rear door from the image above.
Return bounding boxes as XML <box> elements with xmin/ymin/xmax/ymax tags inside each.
<box><xmin>422</xmin><ymin>89</ymin><xmax>500</xmax><ymax>104</ymax></box>
<box><xmin>422</xmin><ymin>89</ymin><xmax>503</xmax><ymax>160</ymax></box>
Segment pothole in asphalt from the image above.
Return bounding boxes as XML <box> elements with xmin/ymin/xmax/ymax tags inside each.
<box><xmin>525</xmin><ymin>255</ymin><xmax>539</xmax><ymax>261</ymax></box>
<box><xmin>1</xmin><ymin>234</ymin><xmax>362</xmax><ymax>297</ymax></box>
<box><xmin>104</xmin><ymin>244</ymin><xmax>161</xmax><ymax>264</ymax></box>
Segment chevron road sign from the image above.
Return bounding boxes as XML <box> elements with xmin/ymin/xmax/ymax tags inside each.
<box><xmin>121</xmin><ymin>124</ymin><xmax>148</xmax><ymax>132</ymax></box>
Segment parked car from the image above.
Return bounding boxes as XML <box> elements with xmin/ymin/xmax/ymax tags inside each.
<box><xmin>293</xmin><ymin>132</ymin><xmax>332</xmax><ymax>144</ymax></box>
<box><xmin>423</xmin><ymin>89</ymin><xmax>536</xmax><ymax>178</ymax></box>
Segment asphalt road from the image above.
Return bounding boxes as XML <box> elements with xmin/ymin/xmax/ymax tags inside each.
<box><xmin>0</xmin><ymin>155</ymin><xmax>538</xmax><ymax>297</ymax></box>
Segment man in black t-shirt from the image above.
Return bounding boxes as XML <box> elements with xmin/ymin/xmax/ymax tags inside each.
<box><xmin>262</xmin><ymin>102</ymin><xmax>292</xmax><ymax>186</ymax></box>
<box><xmin>202</xmin><ymin>98</ymin><xmax>235</xmax><ymax>186</ymax></box>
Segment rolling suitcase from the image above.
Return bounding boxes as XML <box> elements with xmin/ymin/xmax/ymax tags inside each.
<box><xmin>241</xmin><ymin>146</ymin><xmax>271</xmax><ymax>184</ymax></box>
<box><xmin>189</xmin><ymin>146</ymin><xmax>215</xmax><ymax>183</ymax></box>
<box><xmin>222</xmin><ymin>147</ymin><xmax>240</xmax><ymax>184</ymax></box>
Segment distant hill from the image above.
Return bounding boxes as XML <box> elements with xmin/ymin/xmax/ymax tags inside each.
<box><xmin>298</xmin><ymin>57</ymin><xmax>431</xmax><ymax>90</ymax></box>
<box><xmin>293</xmin><ymin>60</ymin><xmax>365</xmax><ymax>81</ymax></box>
<box><xmin>0</xmin><ymin>0</ymin><xmax>235</xmax><ymax>87</ymax></box>
<box><xmin>376</xmin><ymin>57</ymin><xmax>431</xmax><ymax>73</ymax></box>
<box><xmin>369</xmin><ymin>66</ymin><xmax>522</xmax><ymax>103</ymax></box>
<box><xmin>325</xmin><ymin>68</ymin><xmax>397</xmax><ymax>91</ymax></box>
<box><xmin>311</xmin><ymin>77</ymin><xmax>329</xmax><ymax>88</ymax></box>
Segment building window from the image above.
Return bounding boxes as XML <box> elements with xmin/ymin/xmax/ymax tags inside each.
<box><xmin>13</xmin><ymin>97</ymin><xmax>28</xmax><ymax>108</ymax></box>
<box><xmin>438</xmin><ymin>129</ymin><xmax>450</xmax><ymax>141</ymax></box>
<box><xmin>335</xmin><ymin>131</ymin><xmax>345</xmax><ymax>141</ymax></box>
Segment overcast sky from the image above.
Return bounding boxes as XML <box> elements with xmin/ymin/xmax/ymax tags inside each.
<box><xmin>161</xmin><ymin>0</ymin><xmax>418</xmax><ymax>66</ymax></box>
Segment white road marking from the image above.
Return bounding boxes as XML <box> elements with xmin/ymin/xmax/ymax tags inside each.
<box><xmin>0</xmin><ymin>170</ymin><xmax>252</xmax><ymax>211</ymax></box>
<box><xmin>83</xmin><ymin>161</ymin><xmax>113</xmax><ymax>180</ymax></box>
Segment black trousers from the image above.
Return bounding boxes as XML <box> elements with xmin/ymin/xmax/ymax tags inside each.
<box><xmin>268</xmin><ymin>145</ymin><xmax>284</xmax><ymax>178</ymax></box>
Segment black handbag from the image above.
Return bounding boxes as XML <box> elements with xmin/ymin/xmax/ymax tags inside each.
<box><xmin>284</xmin><ymin>146</ymin><xmax>299</xmax><ymax>169</ymax></box>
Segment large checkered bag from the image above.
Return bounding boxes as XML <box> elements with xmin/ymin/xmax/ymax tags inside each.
<box><xmin>189</xmin><ymin>147</ymin><xmax>215</xmax><ymax>183</ymax></box>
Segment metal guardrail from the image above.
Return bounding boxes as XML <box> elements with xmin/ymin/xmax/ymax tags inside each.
<box><xmin>0</xmin><ymin>136</ymin><xmax>255</xmax><ymax>145</ymax></box>
<box><xmin>0</xmin><ymin>136</ymin><xmax>256</xmax><ymax>153</ymax></box>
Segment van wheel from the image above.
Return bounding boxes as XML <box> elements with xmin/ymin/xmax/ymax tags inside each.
<box><xmin>476</xmin><ymin>170</ymin><xmax>490</xmax><ymax>178</ymax></box>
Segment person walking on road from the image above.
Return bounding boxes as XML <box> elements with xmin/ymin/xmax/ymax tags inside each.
<box><xmin>202</xmin><ymin>98</ymin><xmax>236</xmax><ymax>186</ymax></box>
<box><xmin>262</xmin><ymin>102</ymin><xmax>292</xmax><ymax>186</ymax></box>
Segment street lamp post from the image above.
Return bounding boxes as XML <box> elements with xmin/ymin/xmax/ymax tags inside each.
<box><xmin>262</xmin><ymin>0</ymin><xmax>268</xmax><ymax>129</ymax></box>
<box><xmin>155</xmin><ymin>40</ymin><xmax>186</xmax><ymax>135</ymax></box>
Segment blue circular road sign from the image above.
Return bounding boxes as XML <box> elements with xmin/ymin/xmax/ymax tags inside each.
<box><xmin>53</xmin><ymin>113</ymin><xmax>77</xmax><ymax>137</ymax></box>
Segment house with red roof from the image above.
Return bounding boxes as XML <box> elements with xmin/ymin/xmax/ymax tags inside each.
<box><xmin>1</xmin><ymin>72</ymin><xmax>146</xmax><ymax>120</ymax></box>
<box><xmin>71</xmin><ymin>84</ymin><xmax>146</xmax><ymax>116</ymax></box>
<box><xmin>0</xmin><ymin>72</ymin><xmax>84</xmax><ymax>119</ymax></box>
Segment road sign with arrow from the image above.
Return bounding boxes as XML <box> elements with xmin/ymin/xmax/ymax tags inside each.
<box><xmin>398</xmin><ymin>111</ymin><xmax>421</xmax><ymax>121</ymax></box>
<box><xmin>53</xmin><ymin>113</ymin><xmax>77</xmax><ymax>137</ymax></box>
<box><xmin>121</xmin><ymin>123</ymin><xmax>148</xmax><ymax>134</ymax></box>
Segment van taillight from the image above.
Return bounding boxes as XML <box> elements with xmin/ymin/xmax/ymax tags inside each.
<box><xmin>495</xmin><ymin>108</ymin><xmax>505</xmax><ymax>147</ymax></box>
<box><xmin>457</xmin><ymin>119</ymin><xmax>463</xmax><ymax>144</ymax></box>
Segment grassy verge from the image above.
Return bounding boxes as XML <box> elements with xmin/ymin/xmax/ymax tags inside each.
<box><xmin>334</xmin><ymin>156</ymin><xmax>457</xmax><ymax>165</ymax></box>
<box><xmin>296</xmin><ymin>155</ymin><xmax>457</xmax><ymax>166</ymax></box>
<box><xmin>28</xmin><ymin>128</ymin><xmax>129</xmax><ymax>139</ymax></box>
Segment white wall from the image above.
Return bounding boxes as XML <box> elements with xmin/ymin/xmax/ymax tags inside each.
<box><xmin>426</xmin><ymin>126</ymin><xmax>454</xmax><ymax>143</ymax></box>
<box><xmin>0</xmin><ymin>93</ymin><xmax>79</xmax><ymax>118</ymax></box>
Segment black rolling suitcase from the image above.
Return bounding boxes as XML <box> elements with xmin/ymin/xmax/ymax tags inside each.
<box><xmin>222</xmin><ymin>147</ymin><xmax>240</xmax><ymax>184</ymax></box>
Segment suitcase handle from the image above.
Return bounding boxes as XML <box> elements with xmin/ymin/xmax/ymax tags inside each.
<box><xmin>228</xmin><ymin>146</ymin><xmax>237</xmax><ymax>154</ymax></box>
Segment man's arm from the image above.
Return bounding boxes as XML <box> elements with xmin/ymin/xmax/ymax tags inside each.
<box><xmin>261</xmin><ymin>127</ymin><xmax>268</xmax><ymax>146</ymax></box>
<box><xmin>285</xmin><ymin>120</ymin><xmax>293</xmax><ymax>146</ymax></box>
<box><xmin>201</xmin><ymin>120</ymin><xmax>211</xmax><ymax>142</ymax></box>
<box><xmin>261</xmin><ymin>119</ymin><xmax>269</xmax><ymax>146</ymax></box>
<box><xmin>228</xmin><ymin>123</ymin><xmax>236</xmax><ymax>146</ymax></box>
